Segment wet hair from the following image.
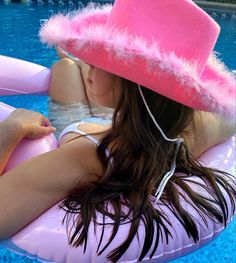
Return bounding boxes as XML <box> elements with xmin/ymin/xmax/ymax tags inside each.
<box><xmin>60</xmin><ymin>78</ymin><xmax>236</xmax><ymax>262</ymax></box>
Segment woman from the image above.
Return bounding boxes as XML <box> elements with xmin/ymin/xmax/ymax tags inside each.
<box><xmin>0</xmin><ymin>0</ymin><xmax>235</xmax><ymax>262</ymax></box>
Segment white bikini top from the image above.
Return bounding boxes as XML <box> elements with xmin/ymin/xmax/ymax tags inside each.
<box><xmin>59</xmin><ymin>122</ymin><xmax>98</xmax><ymax>143</ymax></box>
<box><xmin>59</xmin><ymin>122</ymin><xmax>110</xmax><ymax>156</ymax></box>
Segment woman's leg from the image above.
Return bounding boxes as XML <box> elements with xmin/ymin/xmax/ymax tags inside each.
<box><xmin>49</xmin><ymin>58</ymin><xmax>90</xmax><ymax>105</ymax></box>
<box><xmin>48</xmin><ymin>58</ymin><xmax>94</xmax><ymax>139</ymax></box>
<box><xmin>48</xmin><ymin>54</ymin><xmax>114</xmax><ymax>139</ymax></box>
<box><xmin>49</xmin><ymin>56</ymin><xmax>113</xmax><ymax>116</ymax></box>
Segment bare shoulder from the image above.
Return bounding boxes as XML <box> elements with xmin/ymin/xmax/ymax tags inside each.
<box><xmin>183</xmin><ymin>111</ymin><xmax>236</xmax><ymax>158</ymax></box>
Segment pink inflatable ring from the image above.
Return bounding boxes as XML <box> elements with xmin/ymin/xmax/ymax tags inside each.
<box><xmin>0</xmin><ymin>56</ymin><xmax>235</xmax><ymax>263</ymax></box>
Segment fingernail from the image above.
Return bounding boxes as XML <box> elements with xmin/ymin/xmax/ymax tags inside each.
<box><xmin>42</xmin><ymin>121</ymin><xmax>50</xmax><ymax>127</ymax></box>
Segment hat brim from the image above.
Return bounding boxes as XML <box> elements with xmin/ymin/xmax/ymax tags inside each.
<box><xmin>40</xmin><ymin>4</ymin><xmax>236</xmax><ymax>118</ymax></box>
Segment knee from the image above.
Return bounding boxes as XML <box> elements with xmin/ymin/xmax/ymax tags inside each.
<box><xmin>52</xmin><ymin>58</ymin><xmax>77</xmax><ymax>72</ymax></box>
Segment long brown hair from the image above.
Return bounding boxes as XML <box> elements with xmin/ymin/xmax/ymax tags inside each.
<box><xmin>60</xmin><ymin>79</ymin><xmax>236</xmax><ymax>262</ymax></box>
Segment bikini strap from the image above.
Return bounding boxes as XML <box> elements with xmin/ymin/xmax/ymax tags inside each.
<box><xmin>59</xmin><ymin>122</ymin><xmax>99</xmax><ymax>144</ymax></box>
<box><xmin>59</xmin><ymin>122</ymin><xmax>110</xmax><ymax>157</ymax></box>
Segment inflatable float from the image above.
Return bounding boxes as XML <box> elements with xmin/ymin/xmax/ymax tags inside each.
<box><xmin>0</xmin><ymin>55</ymin><xmax>235</xmax><ymax>263</ymax></box>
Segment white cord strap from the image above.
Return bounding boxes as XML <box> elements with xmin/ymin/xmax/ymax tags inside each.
<box><xmin>154</xmin><ymin>138</ymin><xmax>183</xmax><ymax>202</ymax></box>
<box><xmin>137</xmin><ymin>85</ymin><xmax>184</xmax><ymax>203</ymax></box>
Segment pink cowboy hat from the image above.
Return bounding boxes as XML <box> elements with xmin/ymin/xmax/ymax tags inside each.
<box><xmin>40</xmin><ymin>0</ymin><xmax>236</xmax><ymax>118</ymax></box>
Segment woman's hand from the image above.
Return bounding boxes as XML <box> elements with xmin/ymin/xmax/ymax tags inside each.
<box><xmin>0</xmin><ymin>109</ymin><xmax>56</xmax><ymax>175</ymax></box>
<box><xmin>5</xmin><ymin>109</ymin><xmax>56</xmax><ymax>139</ymax></box>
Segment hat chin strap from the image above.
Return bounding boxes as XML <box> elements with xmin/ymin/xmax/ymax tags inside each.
<box><xmin>137</xmin><ymin>85</ymin><xmax>184</xmax><ymax>203</ymax></box>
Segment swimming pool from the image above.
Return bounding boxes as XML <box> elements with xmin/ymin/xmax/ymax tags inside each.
<box><xmin>0</xmin><ymin>1</ymin><xmax>236</xmax><ymax>263</ymax></box>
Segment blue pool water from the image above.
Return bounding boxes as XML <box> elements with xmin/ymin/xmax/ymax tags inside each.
<box><xmin>0</xmin><ymin>1</ymin><xmax>236</xmax><ymax>263</ymax></box>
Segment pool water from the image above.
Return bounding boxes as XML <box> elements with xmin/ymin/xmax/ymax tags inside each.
<box><xmin>0</xmin><ymin>1</ymin><xmax>236</xmax><ymax>263</ymax></box>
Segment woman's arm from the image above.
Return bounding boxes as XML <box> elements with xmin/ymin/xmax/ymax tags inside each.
<box><xmin>0</xmin><ymin>109</ymin><xmax>103</xmax><ymax>238</ymax></box>
<box><xmin>0</xmin><ymin>133</ymin><xmax>102</xmax><ymax>239</ymax></box>
<box><xmin>0</xmin><ymin>120</ymin><xmax>24</xmax><ymax>174</ymax></box>
<box><xmin>184</xmin><ymin>111</ymin><xmax>236</xmax><ymax>158</ymax></box>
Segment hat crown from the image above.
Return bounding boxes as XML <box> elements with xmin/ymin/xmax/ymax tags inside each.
<box><xmin>40</xmin><ymin>0</ymin><xmax>235</xmax><ymax>117</ymax></box>
<box><xmin>107</xmin><ymin>0</ymin><xmax>220</xmax><ymax>77</ymax></box>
